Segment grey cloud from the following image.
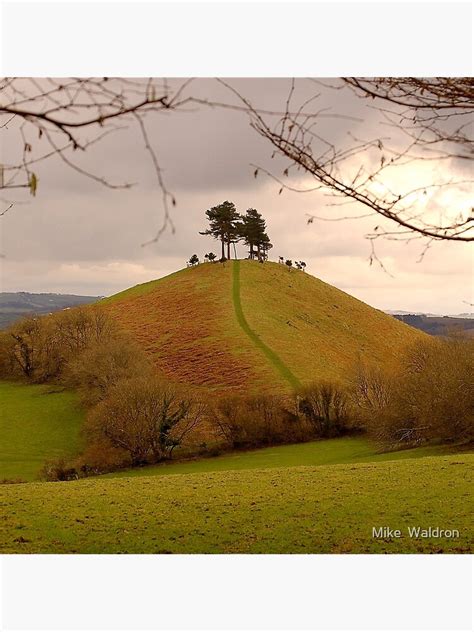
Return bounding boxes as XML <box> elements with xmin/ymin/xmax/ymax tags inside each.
<box><xmin>1</xmin><ymin>78</ymin><xmax>471</xmax><ymax>314</ymax></box>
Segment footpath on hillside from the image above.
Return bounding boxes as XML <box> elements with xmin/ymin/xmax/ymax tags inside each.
<box><xmin>232</xmin><ymin>260</ymin><xmax>301</xmax><ymax>390</ymax></box>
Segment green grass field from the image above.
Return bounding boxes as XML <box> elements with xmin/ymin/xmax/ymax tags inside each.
<box><xmin>1</xmin><ymin>381</ymin><xmax>471</xmax><ymax>554</ymax></box>
<box><xmin>1</xmin><ymin>453</ymin><xmax>472</xmax><ymax>553</ymax></box>
<box><xmin>103</xmin><ymin>436</ymin><xmax>457</xmax><ymax>479</ymax></box>
<box><xmin>0</xmin><ymin>382</ymin><xmax>84</xmax><ymax>481</ymax></box>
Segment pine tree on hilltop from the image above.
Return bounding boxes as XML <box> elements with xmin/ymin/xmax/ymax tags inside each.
<box><xmin>241</xmin><ymin>208</ymin><xmax>272</xmax><ymax>261</ymax></box>
<box><xmin>200</xmin><ymin>201</ymin><xmax>241</xmax><ymax>260</ymax></box>
<box><xmin>260</xmin><ymin>232</ymin><xmax>273</xmax><ymax>262</ymax></box>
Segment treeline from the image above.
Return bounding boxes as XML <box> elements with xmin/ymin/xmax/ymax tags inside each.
<box><xmin>1</xmin><ymin>309</ymin><xmax>472</xmax><ymax>481</ymax></box>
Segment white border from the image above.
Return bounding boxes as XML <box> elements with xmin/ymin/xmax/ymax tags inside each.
<box><xmin>1</xmin><ymin>555</ymin><xmax>473</xmax><ymax>630</ymax></box>
<box><xmin>1</xmin><ymin>2</ymin><xmax>472</xmax><ymax>76</ymax></box>
<box><xmin>0</xmin><ymin>2</ymin><xmax>472</xmax><ymax>631</ymax></box>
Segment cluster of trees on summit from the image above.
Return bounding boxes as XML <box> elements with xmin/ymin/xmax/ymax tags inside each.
<box><xmin>187</xmin><ymin>201</ymin><xmax>306</xmax><ymax>271</ymax></box>
<box><xmin>200</xmin><ymin>201</ymin><xmax>272</xmax><ymax>262</ymax></box>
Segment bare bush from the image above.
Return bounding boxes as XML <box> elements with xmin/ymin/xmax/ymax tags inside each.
<box><xmin>4</xmin><ymin>306</ymin><xmax>119</xmax><ymax>383</ymax></box>
<box><xmin>298</xmin><ymin>380</ymin><xmax>350</xmax><ymax>437</ymax></box>
<box><xmin>52</xmin><ymin>306</ymin><xmax>117</xmax><ymax>353</ymax></box>
<box><xmin>402</xmin><ymin>336</ymin><xmax>474</xmax><ymax>443</ymax></box>
<box><xmin>212</xmin><ymin>394</ymin><xmax>306</xmax><ymax>449</ymax></box>
<box><xmin>351</xmin><ymin>336</ymin><xmax>474</xmax><ymax>446</ymax></box>
<box><xmin>0</xmin><ymin>331</ymin><xmax>18</xmax><ymax>378</ymax></box>
<box><xmin>40</xmin><ymin>457</ymin><xmax>79</xmax><ymax>482</ymax></box>
<box><xmin>8</xmin><ymin>316</ymin><xmax>63</xmax><ymax>381</ymax></box>
<box><xmin>350</xmin><ymin>362</ymin><xmax>400</xmax><ymax>443</ymax></box>
<box><xmin>64</xmin><ymin>336</ymin><xmax>152</xmax><ymax>406</ymax></box>
<box><xmin>89</xmin><ymin>377</ymin><xmax>206</xmax><ymax>466</ymax></box>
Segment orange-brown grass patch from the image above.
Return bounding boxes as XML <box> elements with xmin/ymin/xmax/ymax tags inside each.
<box><xmin>103</xmin><ymin>264</ymin><xmax>285</xmax><ymax>395</ymax></box>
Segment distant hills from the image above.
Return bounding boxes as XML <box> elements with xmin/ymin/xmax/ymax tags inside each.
<box><xmin>101</xmin><ymin>260</ymin><xmax>425</xmax><ymax>394</ymax></box>
<box><xmin>386</xmin><ymin>309</ymin><xmax>474</xmax><ymax>319</ymax></box>
<box><xmin>0</xmin><ymin>292</ymin><xmax>102</xmax><ymax>329</ymax></box>
<box><xmin>389</xmin><ymin>313</ymin><xmax>474</xmax><ymax>337</ymax></box>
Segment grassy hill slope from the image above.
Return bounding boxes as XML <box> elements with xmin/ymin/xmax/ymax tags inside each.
<box><xmin>1</xmin><ymin>452</ymin><xmax>472</xmax><ymax>553</ymax></box>
<box><xmin>102</xmin><ymin>263</ymin><xmax>282</xmax><ymax>393</ymax></box>
<box><xmin>103</xmin><ymin>260</ymin><xmax>424</xmax><ymax>393</ymax></box>
<box><xmin>0</xmin><ymin>382</ymin><xmax>84</xmax><ymax>481</ymax></box>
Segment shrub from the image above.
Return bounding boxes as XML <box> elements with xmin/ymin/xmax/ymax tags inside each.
<box><xmin>63</xmin><ymin>336</ymin><xmax>152</xmax><ymax>406</ymax></box>
<box><xmin>351</xmin><ymin>336</ymin><xmax>474</xmax><ymax>446</ymax></box>
<box><xmin>298</xmin><ymin>380</ymin><xmax>350</xmax><ymax>437</ymax></box>
<box><xmin>51</xmin><ymin>305</ymin><xmax>117</xmax><ymax>354</ymax></box>
<box><xmin>0</xmin><ymin>332</ymin><xmax>17</xmax><ymax>379</ymax></box>
<box><xmin>89</xmin><ymin>377</ymin><xmax>206</xmax><ymax>466</ymax></box>
<box><xmin>40</xmin><ymin>457</ymin><xmax>79</xmax><ymax>482</ymax></box>
<box><xmin>7</xmin><ymin>316</ymin><xmax>57</xmax><ymax>381</ymax></box>
<box><xmin>73</xmin><ymin>437</ymin><xmax>130</xmax><ymax>476</ymax></box>
<box><xmin>350</xmin><ymin>362</ymin><xmax>399</xmax><ymax>443</ymax></box>
<box><xmin>401</xmin><ymin>336</ymin><xmax>474</xmax><ymax>443</ymax></box>
<box><xmin>4</xmin><ymin>306</ymin><xmax>119</xmax><ymax>383</ymax></box>
<box><xmin>211</xmin><ymin>394</ymin><xmax>307</xmax><ymax>449</ymax></box>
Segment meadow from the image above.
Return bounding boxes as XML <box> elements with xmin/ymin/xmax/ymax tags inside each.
<box><xmin>102</xmin><ymin>436</ymin><xmax>456</xmax><ymax>479</ymax></box>
<box><xmin>0</xmin><ymin>382</ymin><xmax>84</xmax><ymax>481</ymax></box>
<box><xmin>1</xmin><ymin>453</ymin><xmax>472</xmax><ymax>553</ymax></box>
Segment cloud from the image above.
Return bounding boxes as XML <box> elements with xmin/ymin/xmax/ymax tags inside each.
<box><xmin>1</xmin><ymin>79</ymin><xmax>471</xmax><ymax>315</ymax></box>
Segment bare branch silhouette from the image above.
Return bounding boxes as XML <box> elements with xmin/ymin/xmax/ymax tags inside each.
<box><xmin>2</xmin><ymin>77</ymin><xmax>472</xmax><ymax>254</ymax></box>
<box><xmin>224</xmin><ymin>77</ymin><xmax>473</xmax><ymax>249</ymax></box>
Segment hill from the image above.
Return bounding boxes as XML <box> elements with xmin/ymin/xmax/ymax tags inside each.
<box><xmin>102</xmin><ymin>260</ymin><xmax>425</xmax><ymax>394</ymax></box>
<box><xmin>0</xmin><ymin>292</ymin><xmax>101</xmax><ymax>329</ymax></box>
<box><xmin>1</xmin><ymin>452</ymin><xmax>472</xmax><ymax>553</ymax></box>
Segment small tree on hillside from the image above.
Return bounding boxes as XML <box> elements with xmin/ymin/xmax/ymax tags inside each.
<box><xmin>204</xmin><ymin>252</ymin><xmax>217</xmax><ymax>263</ymax></box>
<box><xmin>285</xmin><ymin>259</ymin><xmax>293</xmax><ymax>271</ymax></box>
<box><xmin>188</xmin><ymin>254</ymin><xmax>199</xmax><ymax>267</ymax></box>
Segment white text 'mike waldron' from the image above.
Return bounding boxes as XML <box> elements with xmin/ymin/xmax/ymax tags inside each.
<box><xmin>372</xmin><ymin>526</ymin><xmax>460</xmax><ymax>539</ymax></box>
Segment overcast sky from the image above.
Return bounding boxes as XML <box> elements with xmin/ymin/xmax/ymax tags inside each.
<box><xmin>1</xmin><ymin>78</ymin><xmax>472</xmax><ymax>315</ymax></box>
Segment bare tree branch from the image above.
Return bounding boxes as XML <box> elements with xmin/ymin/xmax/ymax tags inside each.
<box><xmin>222</xmin><ymin>77</ymin><xmax>473</xmax><ymax>249</ymax></box>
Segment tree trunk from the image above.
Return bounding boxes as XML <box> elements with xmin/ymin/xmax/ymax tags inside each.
<box><xmin>227</xmin><ymin>240</ymin><xmax>231</xmax><ymax>260</ymax></box>
<box><xmin>221</xmin><ymin>237</ymin><xmax>225</xmax><ymax>260</ymax></box>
